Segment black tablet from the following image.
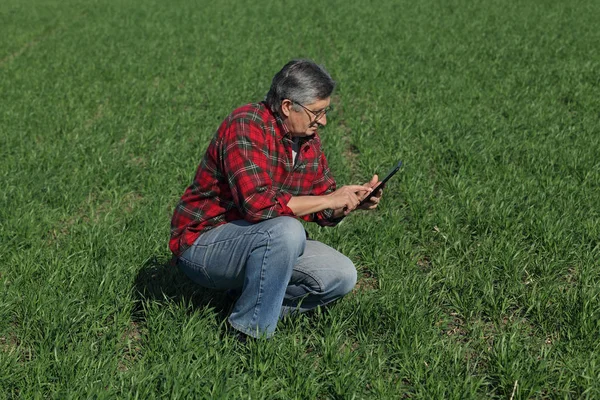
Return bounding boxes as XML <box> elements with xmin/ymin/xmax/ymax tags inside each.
<box><xmin>359</xmin><ymin>160</ymin><xmax>403</xmax><ymax>206</ymax></box>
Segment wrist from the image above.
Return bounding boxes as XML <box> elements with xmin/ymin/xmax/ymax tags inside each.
<box><xmin>331</xmin><ymin>207</ymin><xmax>345</xmax><ymax>219</ymax></box>
<box><xmin>323</xmin><ymin>193</ymin><xmax>335</xmax><ymax>210</ymax></box>
<box><xmin>330</xmin><ymin>208</ymin><xmax>346</xmax><ymax>223</ymax></box>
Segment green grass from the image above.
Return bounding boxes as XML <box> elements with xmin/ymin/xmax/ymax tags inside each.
<box><xmin>1</xmin><ymin>0</ymin><xmax>600</xmax><ymax>397</ymax></box>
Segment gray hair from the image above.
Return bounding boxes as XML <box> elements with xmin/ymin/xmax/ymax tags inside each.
<box><xmin>265</xmin><ymin>59</ymin><xmax>336</xmax><ymax>114</ymax></box>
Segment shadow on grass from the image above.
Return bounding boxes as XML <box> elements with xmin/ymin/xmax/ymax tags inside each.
<box><xmin>132</xmin><ymin>255</ymin><xmax>234</xmax><ymax>321</ymax></box>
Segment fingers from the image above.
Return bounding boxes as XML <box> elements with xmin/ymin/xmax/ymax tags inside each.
<box><xmin>362</xmin><ymin>175</ymin><xmax>379</xmax><ymax>190</ymax></box>
<box><xmin>356</xmin><ymin>184</ymin><xmax>384</xmax><ymax>210</ymax></box>
<box><xmin>345</xmin><ymin>192</ymin><xmax>361</xmax><ymax>213</ymax></box>
<box><xmin>335</xmin><ymin>184</ymin><xmax>380</xmax><ymax>214</ymax></box>
<box><xmin>345</xmin><ymin>184</ymin><xmax>372</xmax><ymax>194</ymax></box>
<box><xmin>369</xmin><ymin>174</ymin><xmax>379</xmax><ymax>188</ymax></box>
<box><xmin>357</xmin><ymin>195</ymin><xmax>380</xmax><ymax>210</ymax></box>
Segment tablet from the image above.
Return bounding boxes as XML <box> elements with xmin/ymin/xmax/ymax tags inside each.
<box><xmin>359</xmin><ymin>160</ymin><xmax>403</xmax><ymax>206</ymax></box>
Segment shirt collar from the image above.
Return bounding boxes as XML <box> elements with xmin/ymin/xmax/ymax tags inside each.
<box><xmin>273</xmin><ymin>110</ymin><xmax>291</xmax><ymax>138</ymax></box>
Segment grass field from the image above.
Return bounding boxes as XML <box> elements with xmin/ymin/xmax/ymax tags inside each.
<box><xmin>2</xmin><ymin>0</ymin><xmax>600</xmax><ymax>398</ymax></box>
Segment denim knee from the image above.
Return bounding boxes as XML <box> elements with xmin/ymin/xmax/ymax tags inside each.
<box><xmin>265</xmin><ymin>217</ymin><xmax>306</xmax><ymax>256</ymax></box>
<box><xmin>335</xmin><ymin>256</ymin><xmax>357</xmax><ymax>296</ymax></box>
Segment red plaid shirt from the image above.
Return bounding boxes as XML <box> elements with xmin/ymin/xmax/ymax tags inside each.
<box><xmin>169</xmin><ymin>102</ymin><xmax>339</xmax><ymax>256</ymax></box>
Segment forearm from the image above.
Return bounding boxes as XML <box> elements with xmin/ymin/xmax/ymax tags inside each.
<box><xmin>288</xmin><ymin>184</ymin><xmax>370</xmax><ymax>219</ymax></box>
<box><xmin>287</xmin><ymin>195</ymin><xmax>334</xmax><ymax>217</ymax></box>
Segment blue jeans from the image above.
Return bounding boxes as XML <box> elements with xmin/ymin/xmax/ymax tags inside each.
<box><xmin>177</xmin><ymin>217</ymin><xmax>357</xmax><ymax>338</ymax></box>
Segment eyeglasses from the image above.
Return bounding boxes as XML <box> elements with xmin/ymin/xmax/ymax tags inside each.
<box><xmin>292</xmin><ymin>101</ymin><xmax>333</xmax><ymax>124</ymax></box>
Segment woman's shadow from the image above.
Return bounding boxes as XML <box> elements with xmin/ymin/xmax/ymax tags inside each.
<box><xmin>133</xmin><ymin>255</ymin><xmax>234</xmax><ymax>321</ymax></box>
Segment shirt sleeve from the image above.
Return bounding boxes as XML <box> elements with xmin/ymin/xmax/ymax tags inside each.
<box><xmin>299</xmin><ymin>145</ymin><xmax>343</xmax><ymax>227</ymax></box>
<box><xmin>220</xmin><ymin>114</ymin><xmax>295</xmax><ymax>223</ymax></box>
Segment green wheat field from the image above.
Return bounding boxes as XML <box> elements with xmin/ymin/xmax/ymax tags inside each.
<box><xmin>1</xmin><ymin>0</ymin><xmax>599</xmax><ymax>398</ymax></box>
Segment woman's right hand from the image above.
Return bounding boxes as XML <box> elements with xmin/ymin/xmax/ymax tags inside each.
<box><xmin>327</xmin><ymin>185</ymin><xmax>372</xmax><ymax>215</ymax></box>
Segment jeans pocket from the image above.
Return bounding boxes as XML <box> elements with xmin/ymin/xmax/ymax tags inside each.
<box><xmin>178</xmin><ymin>245</ymin><xmax>216</xmax><ymax>289</ymax></box>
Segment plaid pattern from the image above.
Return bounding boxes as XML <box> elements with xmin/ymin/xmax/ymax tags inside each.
<box><xmin>169</xmin><ymin>102</ymin><xmax>339</xmax><ymax>256</ymax></box>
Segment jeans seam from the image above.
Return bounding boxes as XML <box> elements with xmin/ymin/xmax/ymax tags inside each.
<box><xmin>291</xmin><ymin>266</ymin><xmax>325</xmax><ymax>293</ymax></box>
<box><xmin>177</xmin><ymin>256</ymin><xmax>216</xmax><ymax>288</ymax></box>
<box><xmin>200</xmin><ymin>230</ymin><xmax>269</xmax><ymax>247</ymax></box>
<box><xmin>183</xmin><ymin>245</ymin><xmax>208</xmax><ymax>268</ymax></box>
<box><xmin>228</xmin><ymin>319</ymin><xmax>274</xmax><ymax>339</ymax></box>
<box><xmin>248</xmin><ymin>230</ymin><xmax>271</xmax><ymax>329</ymax></box>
